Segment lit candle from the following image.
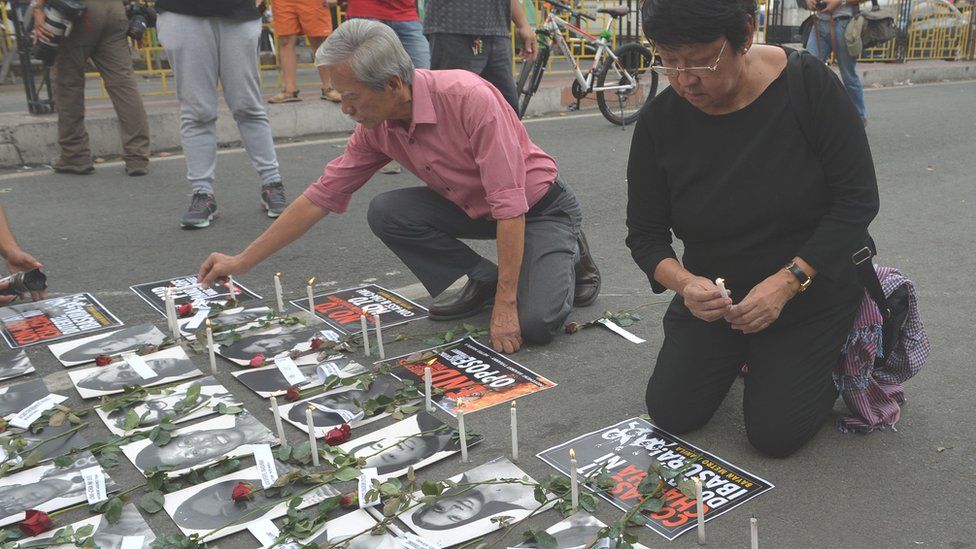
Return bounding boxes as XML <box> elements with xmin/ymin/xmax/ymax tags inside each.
<box><xmin>374</xmin><ymin>314</ymin><xmax>385</xmax><ymax>359</ymax></box>
<box><xmin>457</xmin><ymin>410</ymin><xmax>468</xmax><ymax>463</ymax></box>
<box><xmin>274</xmin><ymin>272</ymin><xmax>284</xmax><ymax>312</ymax></box>
<box><xmin>750</xmin><ymin>517</ymin><xmax>758</xmax><ymax>549</ymax></box>
<box><xmin>359</xmin><ymin>314</ymin><xmax>371</xmax><ymax>357</ymax></box>
<box><xmin>205</xmin><ymin>319</ymin><xmax>216</xmax><ymax>375</ymax></box>
<box><xmin>270</xmin><ymin>395</ymin><xmax>286</xmax><ymax>446</ymax></box>
<box><xmin>306</xmin><ymin>405</ymin><xmax>319</xmax><ymax>466</ymax></box>
<box><xmin>695</xmin><ymin>477</ymin><xmax>705</xmax><ymax>545</ymax></box>
<box><xmin>511</xmin><ymin>401</ymin><xmax>519</xmax><ymax>462</ymax></box>
<box><xmin>715</xmin><ymin>277</ymin><xmax>730</xmax><ymax>301</ymax></box>
<box><xmin>227</xmin><ymin>275</ymin><xmax>238</xmax><ymax>303</ymax></box>
<box><xmin>424</xmin><ymin>366</ymin><xmax>432</xmax><ymax>412</ymax></box>
<box><xmin>569</xmin><ymin>448</ymin><xmax>579</xmax><ymax>509</ymax></box>
<box><xmin>306</xmin><ymin>277</ymin><xmax>316</xmax><ymax>318</ymax></box>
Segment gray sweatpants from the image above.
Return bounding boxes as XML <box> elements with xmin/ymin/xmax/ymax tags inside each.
<box><xmin>157</xmin><ymin>12</ymin><xmax>280</xmax><ymax>194</ymax></box>
<box><xmin>366</xmin><ymin>178</ymin><xmax>581</xmax><ymax>344</ymax></box>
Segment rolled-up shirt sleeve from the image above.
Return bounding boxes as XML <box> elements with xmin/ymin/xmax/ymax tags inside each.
<box><xmin>302</xmin><ymin>127</ymin><xmax>390</xmax><ymax>214</ymax></box>
<box><xmin>626</xmin><ymin>114</ymin><xmax>677</xmax><ymax>294</ymax></box>
<box><xmin>466</xmin><ymin>87</ymin><xmax>529</xmax><ymax>220</ymax></box>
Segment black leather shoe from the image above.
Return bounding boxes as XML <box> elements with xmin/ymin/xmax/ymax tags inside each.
<box><xmin>429</xmin><ymin>278</ymin><xmax>496</xmax><ymax>321</ymax></box>
<box><xmin>574</xmin><ymin>229</ymin><xmax>601</xmax><ymax>307</ymax></box>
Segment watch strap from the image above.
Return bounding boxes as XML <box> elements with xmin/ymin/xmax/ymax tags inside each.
<box><xmin>785</xmin><ymin>261</ymin><xmax>812</xmax><ymax>292</ymax></box>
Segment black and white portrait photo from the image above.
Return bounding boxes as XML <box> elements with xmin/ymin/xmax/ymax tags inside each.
<box><xmin>20</xmin><ymin>503</ymin><xmax>155</xmax><ymax>548</ymax></box>
<box><xmin>304</xmin><ymin>509</ymin><xmax>398</xmax><ymax>548</ymax></box>
<box><xmin>0</xmin><ymin>378</ymin><xmax>49</xmax><ymax>418</ymax></box>
<box><xmin>95</xmin><ymin>377</ymin><xmax>239</xmax><ymax>436</ymax></box>
<box><xmin>130</xmin><ymin>275</ymin><xmax>261</xmax><ymax>316</ymax></box>
<box><xmin>216</xmin><ymin>324</ymin><xmax>322</xmax><ymax>366</ymax></box>
<box><xmin>511</xmin><ymin>511</ymin><xmax>650</xmax><ymax>548</ymax></box>
<box><xmin>340</xmin><ymin>412</ymin><xmax>481</xmax><ymax>481</ymax></box>
<box><xmin>48</xmin><ymin>324</ymin><xmax>166</xmax><ymax>367</ymax></box>
<box><xmin>400</xmin><ymin>457</ymin><xmax>545</xmax><ymax>548</ymax></box>
<box><xmin>178</xmin><ymin>306</ymin><xmax>273</xmax><ymax>337</ymax></box>
<box><xmin>13</xmin><ymin>419</ymin><xmax>90</xmax><ymax>463</ymax></box>
<box><xmin>231</xmin><ymin>355</ymin><xmax>365</xmax><ymax>398</ymax></box>
<box><xmin>0</xmin><ymin>452</ymin><xmax>117</xmax><ymax>527</ymax></box>
<box><xmin>122</xmin><ymin>412</ymin><xmax>276</xmax><ymax>476</ymax></box>
<box><xmin>278</xmin><ymin>374</ymin><xmax>404</xmax><ymax>437</ymax></box>
<box><xmin>0</xmin><ymin>350</ymin><xmax>33</xmax><ymax>382</ymax></box>
<box><xmin>68</xmin><ymin>347</ymin><xmax>201</xmax><ymax>399</ymax></box>
<box><xmin>162</xmin><ymin>465</ymin><xmax>340</xmax><ymax>540</ymax></box>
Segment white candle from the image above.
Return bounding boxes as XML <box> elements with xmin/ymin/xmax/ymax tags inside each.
<box><xmin>511</xmin><ymin>401</ymin><xmax>519</xmax><ymax>462</ymax></box>
<box><xmin>227</xmin><ymin>275</ymin><xmax>238</xmax><ymax>302</ymax></box>
<box><xmin>306</xmin><ymin>277</ymin><xmax>316</xmax><ymax>317</ymax></box>
<box><xmin>457</xmin><ymin>410</ymin><xmax>468</xmax><ymax>463</ymax></box>
<box><xmin>424</xmin><ymin>366</ymin><xmax>432</xmax><ymax>412</ymax></box>
<box><xmin>750</xmin><ymin>517</ymin><xmax>758</xmax><ymax>549</ymax></box>
<box><xmin>695</xmin><ymin>477</ymin><xmax>706</xmax><ymax>545</ymax></box>
<box><xmin>306</xmin><ymin>406</ymin><xmax>319</xmax><ymax>466</ymax></box>
<box><xmin>715</xmin><ymin>277</ymin><xmax>730</xmax><ymax>301</ymax></box>
<box><xmin>205</xmin><ymin>319</ymin><xmax>216</xmax><ymax>375</ymax></box>
<box><xmin>270</xmin><ymin>395</ymin><xmax>286</xmax><ymax>446</ymax></box>
<box><xmin>274</xmin><ymin>272</ymin><xmax>285</xmax><ymax>312</ymax></box>
<box><xmin>374</xmin><ymin>314</ymin><xmax>385</xmax><ymax>359</ymax></box>
<box><xmin>569</xmin><ymin>448</ymin><xmax>579</xmax><ymax>509</ymax></box>
<box><xmin>164</xmin><ymin>287</ymin><xmax>179</xmax><ymax>340</ymax></box>
<box><xmin>359</xmin><ymin>314</ymin><xmax>371</xmax><ymax>357</ymax></box>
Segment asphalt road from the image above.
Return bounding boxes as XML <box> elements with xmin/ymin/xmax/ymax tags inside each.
<box><xmin>0</xmin><ymin>80</ymin><xmax>974</xmax><ymax>548</ymax></box>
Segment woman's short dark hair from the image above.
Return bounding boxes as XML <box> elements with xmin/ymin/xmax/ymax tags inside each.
<box><xmin>641</xmin><ymin>0</ymin><xmax>758</xmax><ymax>52</ymax></box>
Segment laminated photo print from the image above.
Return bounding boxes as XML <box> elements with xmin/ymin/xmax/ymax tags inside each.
<box><xmin>216</xmin><ymin>324</ymin><xmax>340</xmax><ymax>367</ymax></box>
<box><xmin>19</xmin><ymin>502</ymin><xmax>155</xmax><ymax>549</ymax></box>
<box><xmin>277</xmin><ymin>374</ymin><xmax>405</xmax><ymax>437</ymax></box>
<box><xmin>0</xmin><ymin>350</ymin><xmax>34</xmax><ymax>383</ymax></box>
<box><xmin>0</xmin><ymin>452</ymin><xmax>117</xmax><ymax>527</ymax></box>
<box><xmin>510</xmin><ymin>511</ymin><xmax>651</xmax><ymax>548</ymax></box>
<box><xmin>162</xmin><ymin>465</ymin><xmax>340</xmax><ymax>541</ymax></box>
<box><xmin>95</xmin><ymin>376</ymin><xmax>239</xmax><ymax>436</ymax></box>
<box><xmin>338</xmin><ymin>411</ymin><xmax>483</xmax><ymax>482</ymax></box>
<box><xmin>0</xmin><ymin>378</ymin><xmax>49</xmax><ymax>418</ymax></box>
<box><xmin>298</xmin><ymin>509</ymin><xmax>399</xmax><ymax>548</ymax></box>
<box><xmin>48</xmin><ymin>324</ymin><xmax>166</xmax><ymax>368</ymax></box>
<box><xmin>0</xmin><ymin>293</ymin><xmax>122</xmax><ymax>349</ymax></box>
<box><xmin>399</xmin><ymin>457</ymin><xmax>548</xmax><ymax>548</ymax></box>
<box><xmin>130</xmin><ymin>275</ymin><xmax>261</xmax><ymax>316</ymax></box>
<box><xmin>121</xmin><ymin>412</ymin><xmax>277</xmax><ymax>477</ymax></box>
<box><xmin>177</xmin><ymin>306</ymin><xmax>274</xmax><ymax>337</ymax></box>
<box><xmin>3</xmin><ymin>419</ymin><xmax>90</xmax><ymax>464</ymax></box>
<box><xmin>68</xmin><ymin>346</ymin><xmax>202</xmax><ymax>399</ymax></box>
<box><xmin>231</xmin><ymin>354</ymin><xmax>366</xmax><ymax>398</ymax></box>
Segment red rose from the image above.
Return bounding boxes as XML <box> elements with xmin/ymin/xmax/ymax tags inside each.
<box><xmin>231</xmin><ymin>482</ymin><xmax>254</xmax><ymax>502</ymax></box>
<box><xmin>309</xmin><ymin>337</ymin><xmax>325</xmax><ymax>350</ymax></box>
<box><xmin>18</xmin><ymin>510</ymin><xmax>53</xmax><ymax>537</ymax></box>
<box><xmin>564</xmin><ymin>322</ymin><xmax>580</xmax><ymax>334</ymax></box>
<box><xmin>325</xmin><ymin>427</ymin><xmax>351</xmax><ymax>446</ymax></box>
<box><xmin>284</xmin><ymin>386</ymin><xmax>302</xmax><ymax>401</ymax></box>
<box><xmin>249</xmin><ymin>354</ymin><xmax>265</xmax><ymax>368</ymax></box>
<box><xmin>176</xmin><ymin>303</ymin><xmax>193</xmax><ymax>318</ymax></box>
<box><xmin>340</xmin><ymin>492</ymin><xmax>358</xmax><ymax>509</ymax></box>
<box><xmin>94</xmin><ymin>354</ymin><xmax>112</xmax><ymax>366</ymax></box>
<box><xmin>339</xmin><ymin>423</ymin><xmax>351</xmax><ymax>434</ymax></box>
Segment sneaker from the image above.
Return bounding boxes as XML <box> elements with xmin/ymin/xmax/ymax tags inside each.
<box><xmin>260</xmin><ymin>181</ymin><xmax>287</xmax><ymax>218</ymax></box>
<box><xmin>125</xmin><ymin>164</ymin><xmax>148</xmax><ymax>177</ymax></box>
<box><xmin>181</xmin><ymin>193</ymin><xmax>218</xmax><ymax>229</ymax></box>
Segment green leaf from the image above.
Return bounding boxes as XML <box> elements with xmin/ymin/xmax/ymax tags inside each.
<box><xmin>579</xmin><ymin>492</ymin><xmax>597</xmax><ymax>513</ymax></box>
<box><xmin>334</xmin><ymin>466</ymin><xmax>360</xmax><ymax>482</ymax></box>
<box><xmin>534</xmin><ymin>531</ymin><xmax>557</xmax><ymax>549</ymax></box>
<box><xmin>101</xmin><ymin>496</ymin><xmax>124</xmax><ymax>523</ymax></box>
<box><xmin>123</xmin><ymin>410</ymin><xmax>142</xmax><ymax>431</ymax></box>
<box><xmin>676</xmin><ymin>478</ymin><xmax>698</xmax><ymax>499</ymax></box>
<box><xmin>292</xmin><ymin>441</ymin><xmax>311</xmax><ymax>462</ymax></box>
<box><xmin>140</xmin><ymin>491</ymin><xmax>166</xmax><ymax>514</ymax></box>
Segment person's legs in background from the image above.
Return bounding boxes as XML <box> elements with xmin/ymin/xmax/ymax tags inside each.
<box><xmin>830</xmin><ymin>17</ymin><xmax>867</xmax><ymax>121</ymax></box>
<box><xmin>270</xmin><ymin>33</ymin><xmax>303</xmax><ymax>103</ymax></box>
<box><xmin>385</xmin><ymin>19</ymin><xmax>430</xmax><ymax>69</ymax></box>
<box><xmin>478</xmin><ymin>35</ymin><xmax>518</xmax><ymax>113</ymax></box>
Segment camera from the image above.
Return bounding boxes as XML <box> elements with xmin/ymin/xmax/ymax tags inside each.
<box><xmin>32</xmin><ymin>0</ymin><xmax>88</xmax><ymax>66</ymax></box>
<box><xmin>815</xmin><ymin>1</ymin><xmax>828</xmax><ymax>9</ymax></box>
<box><xmin>125</xmin><ymin>3</ymin><xmax>157</xmax><ymax>42</ymax></box>
<box><xmin>0</xmin><ymin>268</ymin><xmax>48</xmax><ymax>297</ymax></box>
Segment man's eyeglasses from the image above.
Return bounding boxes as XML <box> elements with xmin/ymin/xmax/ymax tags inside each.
<box><xmin>651</xmin><ymin>40</ymin><xmax>728</xmax><ymax>78</ymax></box>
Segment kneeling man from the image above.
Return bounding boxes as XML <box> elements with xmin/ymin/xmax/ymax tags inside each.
<box><xmin>197</xmin><ymin>19</ymin><xmax>599</xmax><ymax>353</ymax></box>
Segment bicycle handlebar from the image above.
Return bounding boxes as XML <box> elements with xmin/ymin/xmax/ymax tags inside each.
<box><xmin>543</xmin><ymin>0</ymin><xmax>597</xmax><ymax>21</ymax></box>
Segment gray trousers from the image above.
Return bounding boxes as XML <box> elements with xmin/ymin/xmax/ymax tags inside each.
<box><xmin>157</xmin><ymin>12</ymin><xmax>280</xmax><ymax>194</ymax></box>
<box><xmin>428</xmin><ymin>33</ymin><xmax>518</xmax><ymax>112</ymax></box>
<box><xmin>367</xmin><ymin>179</ymin><xmax>581</xmax><ymax>344</ymax></box>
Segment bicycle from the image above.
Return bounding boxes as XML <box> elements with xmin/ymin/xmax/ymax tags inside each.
<box><xmin>515</xmin><ymin>0</ymin><xmax>657</xmax><ymax>126</ymax></box>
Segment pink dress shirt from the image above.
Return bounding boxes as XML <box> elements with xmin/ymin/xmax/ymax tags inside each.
<box><xmin>303</xmin><ymin>69</ymin><xmax>559</xmax><ymax>220</ymax></box>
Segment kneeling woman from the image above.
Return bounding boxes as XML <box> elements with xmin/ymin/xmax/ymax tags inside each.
<box><xmin>626</xmin><ymin>0</ymin><xmax>879</xmax><ymax>457</ymax></box>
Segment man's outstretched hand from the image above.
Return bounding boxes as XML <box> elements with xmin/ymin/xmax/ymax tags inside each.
<box><xmin>0</xmin><ymin>249</ymin><xmax>44</xmax><ymax>304</ymax></box>
<box><xmin>198</xmin><ymin>253</ymin><xmax>247</xmax><ymax>286</ymax></box>
<box><xmin>490</xmin><ymin>301</ymin><xmax>522</xmax><ymax>354</ymax></box>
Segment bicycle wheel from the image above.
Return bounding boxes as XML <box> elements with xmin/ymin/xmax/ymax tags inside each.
<box><xmin>516</xmin><ymin>44</ymin><xmax>550</xmax><ymax>119</ymax></box>
<box><xmin>595</xmin><ymin>42</ymin><xmax>657</xmax><ymax>126</ymax></box>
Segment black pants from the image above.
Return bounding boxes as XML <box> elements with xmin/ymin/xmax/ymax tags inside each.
<box><xmin>646</xmin><ymin>295</ymin><xmax>860</xmax><ymax>458</ymax></box>
<box><xmin>427</xmin><ymin>33</ymin><xmax>518</xmax><ymax>112</ymax></box>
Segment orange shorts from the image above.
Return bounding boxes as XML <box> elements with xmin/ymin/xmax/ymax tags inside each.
<box><xmin>272</xmin><ymin>0</ymin><xmax>333</xmax><ymax>38</ymax></box>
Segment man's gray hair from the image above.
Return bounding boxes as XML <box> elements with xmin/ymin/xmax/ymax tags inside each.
<box><xmin>315</xmin><ymin>19</ymin><xmax>414</xmax><ymax>91</ymax></box>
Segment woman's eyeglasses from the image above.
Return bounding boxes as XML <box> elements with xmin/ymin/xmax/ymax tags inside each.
<box><xmin>651</xmin><ymin>40</ymin><xmax>728</xmax><ymax>78</ymax></box>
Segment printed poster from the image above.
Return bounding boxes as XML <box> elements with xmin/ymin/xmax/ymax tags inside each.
<box><xmin>290</xmin><ymin>284</ymin><xmax>428</xmax><ymax>334</ymax></box>
<box><xmin>48</xmin><ymin>324</ymin><xmax>166</xmax><ymax>368</ymax></box>
<box><xmin>536</xmin><ymin>417</ymin><xmax>774</xmax><ymax>541</ymax></box>
<box><xmin>95</xmin><ymin>376</ymin><xmax>240</xmax><ymax>436</ymax></box>
<box><xmin>277</xmin><ymin>374</ymin><xmax>405</xmax><ymax>437</ymax></box>
<box><xmin>130</xmin><ymin>275</ymin><xmax>261</xmax><ymax>316</ymax></box>
<box><xmin>0</xmin><ymin>293</ymin><xmax>122</xmax><ymax>349</ymax></box>
<box><xmin>383</xmin><ymin>336</ymin><xmax>556</xmax><ymax>416</ymax></box>
<box><xmin>68</xmin><ymin>346</ymin><xmax>202</xmax><ymax>399</ymax></box>
<box><xmin>0</xmin><ymin>452</ymin><xmax>117</xmax><ymax>527</ymax></box>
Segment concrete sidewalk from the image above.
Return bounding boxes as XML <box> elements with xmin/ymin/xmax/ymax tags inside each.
<box><xmin>0</xmin><ymin>58</ymin><xmax>974</xmax><ymax>167</ymax></box>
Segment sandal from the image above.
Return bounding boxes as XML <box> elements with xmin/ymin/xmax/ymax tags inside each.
<box><xmin>268</xmin><ymin>90</ymin><xmax>301</xmax><ymax>104</ymax></box>
<box><xmin>321</xmin><ymin>87</ymin><xmax>341</xmax><ymax>102</ymax></box>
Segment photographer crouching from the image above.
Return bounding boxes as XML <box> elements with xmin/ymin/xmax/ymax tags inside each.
<box><xmin>32</xmin><ymin>0</ymin><xmax>151</xmax><ymax>176</ymax></box>
<box><xmin>0</xmin><ymin>205</ymin><xmax>45</xmax><ymax>305</ymax></box>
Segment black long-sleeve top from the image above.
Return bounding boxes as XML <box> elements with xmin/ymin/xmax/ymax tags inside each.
<box><xmin>626</xmin><ymin>51</ymin><xmax>880</xmax><ymax>323</ymax></box>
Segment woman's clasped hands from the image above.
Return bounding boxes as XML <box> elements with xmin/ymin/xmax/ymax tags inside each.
<box><xmin>682</xmin><ymin>272</ymin><xmax>798</xmax><ymax>334</ymax></box>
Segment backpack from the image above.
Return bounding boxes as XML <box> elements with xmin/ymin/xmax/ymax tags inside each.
<box><xmin>859</xmin><ymin>2</ymin><xmax>897</xmax><ymax>49</ymax></box>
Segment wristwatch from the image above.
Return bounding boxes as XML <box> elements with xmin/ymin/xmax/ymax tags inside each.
<box><xmin>784</xmin><ymin>261</ymin><xmax>813</xmax><ymax>292</ymax></box>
